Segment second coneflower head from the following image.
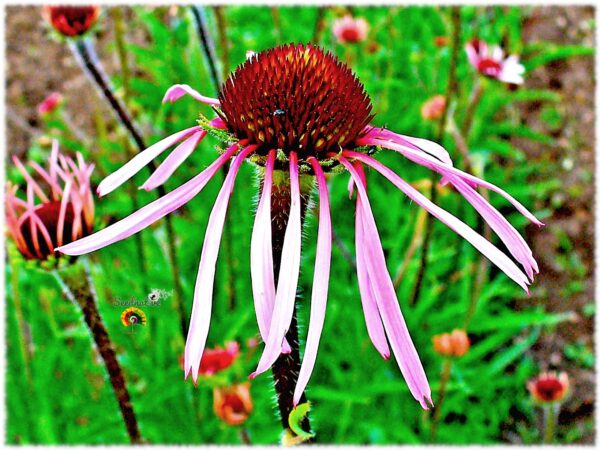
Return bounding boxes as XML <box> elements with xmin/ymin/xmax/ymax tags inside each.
<box><xmin>43</xmin><ymin>5</ymin><xmax>100</xmax><ymax>38</ymax></box>
<box><xmin>6</xmin><ymin>140</ymin><xmax>95</xmax><ymax>261</ymax></box>
<box><xmin>465</xmin><ymin>39</ymin><xmax>525</xmax><ymax>85</ymax></box>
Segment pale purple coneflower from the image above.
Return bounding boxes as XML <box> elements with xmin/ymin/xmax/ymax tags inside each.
<box><xmin>465</xmin><ymin>39</ymin><xmax>525</xmax><ymax>84</ymax></box>
<box><xmin>332</xmin><ymin>15</ymin><xmax>369</xmax><ymax>44</ymax></box>
<box><xmin>58</xmin><ymin>44</ymin><xmax>541</xmax><ymax>413</ymax></box>
<box><xmin>6</xmin><ymin>140</ymin><xmax>94</xmax><ymax>261</ymax></box>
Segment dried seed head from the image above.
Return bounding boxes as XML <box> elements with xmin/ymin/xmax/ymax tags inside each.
<box><xmin>218</xmin><ymin>43</ymin><xmax>373</xmax><ymax>161</ymax></box>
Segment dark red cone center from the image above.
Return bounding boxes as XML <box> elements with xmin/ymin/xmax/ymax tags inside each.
<box><xmin>218</xmin><ymin>43</ymin><xmax>374</xmax><ymax>161</ymax></box>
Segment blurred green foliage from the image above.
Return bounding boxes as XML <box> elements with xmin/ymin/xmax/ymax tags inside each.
<box><xmin>5</xmin><ymin>5</ymin><xmax>594</xmax><ymax>445</ymax></box>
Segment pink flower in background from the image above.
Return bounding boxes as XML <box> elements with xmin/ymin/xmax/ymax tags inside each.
<box><xmin>6</xmin><ymin>140</ymin><xmax>95</xmax><ymax>260</ymax></box>
<box><xmin>213</xmin><ymin>383</ymin><xmax>253</xmax><ymax>426</ymax></box>
<box><xmin>199</xmin><ymin>342</ymin><xmax>241</xmax><ymax>376</ymax></box>
<box><xmin>420</xmin><ymin>95</ymin><xmax>446</xmax><ymax>121</ymax></box>
<box><xmin>528</xmin><ymin>372</ymin><xmax>570</xmax><ymax>404</ymax></box>
<box><xmin>37</xmin><ymin>92</ymin><xmax>63</xmax><ymax>116</ymax></box>
<box><xmin>465</xmin><ymin>39</ymin><xmax>525</xmax><ymax>84</ymax></box>
<box><xmin>333</xmin><ymin>15</ymin><xmax>369</xmax><ymax>44</ymax></box>
<box><xmin>58</xmin><ymin>44</ymin><xmax>541</xmax><ymax>410</ymax></box>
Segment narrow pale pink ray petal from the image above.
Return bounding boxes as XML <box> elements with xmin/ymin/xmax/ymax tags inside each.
<box><xmin>448</xmin><ymin>174</ymin><xmax>538</xmax><ymax>279</ymax></box>
<box><xmin>29</xmin><ymin>161</ymin><xmax>62</xmax><ymax>199</ymax></box>
<box><xmin>5</xmin><ymin>191</ymin><xmax>29</xmax><ymax>253</ymax></box>
<box><xmin>184</xmin><ymin>145</ymin><xmax>255</xmax><ymax>382</ymax></box>
<box><xmin>141</xmin><ymin>130</ymin><xmax>207</xmax><ymax>191</ymax></box>
<box><xmin>363</xmin><ymin>126</ymin><xmax>453</xmax><ymax>166</ymax></box>
<box><xmin>293</xmin><ymin>157</ymin><xmax>333</xmax><ymax>406</ymax></box>
<box><xmin>97</xmin><ymin>126</ymin><xmax>202</xmax><ymax>197</ymax></box>
<box><xmin>357</xmin><ymin>137</ymin><xmax>544</xmax><ymax>227</ymax></box>
<box><xmin>345</xmin><ymin>152</ymin><xmax>531</xmax><ymax>291</ymax></box>
<box><xmin>57</xmin><ymin>143</ymin><xmax>240</xmax><ymax>255</ymax></box>
<box><xmin>340</xmin><ymin>157</ymin><xmax>432</xmax><ymax>409</ymax></box>
<box><xmin>13</xmin><ymin>156</ymin><xmax>49</xmax><ymax>203</ymax></box>
<box><xmin>56</xmin><ymin>179</ymin><xmax>73</xmax><ymax>247</ymax></box>
<box><xmin>162</xmin><ymin>84</ymin><xmax>220</xmax><ymax>106</ymax></box>
<box><xmin>50</xmin><ymin>139</ymin><xmax>59</xmax><ymax>181</ymax></box>
<box><xmin>251</xmin><ymin>152</ymin><xmax>302</xmax><ymax>378</ymax></box>
<box><xmin>250</xmin><ymin>151</ymin><xmax>292</xmax><ymax>354</ymax></box>
<box><xmin>355</xmin><ymin>193</ymin><xmax>391</xmax><ymax>360</ymax></box>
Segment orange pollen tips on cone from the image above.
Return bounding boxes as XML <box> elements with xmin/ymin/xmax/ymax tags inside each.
<box><xmin>217</xmin><ymin>43</ymin><xmax>374</xmax><ymax>161</ymax></box>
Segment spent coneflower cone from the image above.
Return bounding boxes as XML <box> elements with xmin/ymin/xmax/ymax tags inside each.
<box><xmin>43</xmin><ymin>5</ymin><xmax>100</xmax><ymax>38</ymax></box>
<box><xmin>58</xmin><ymin>44</ymin><xmax>542</xmax><ymax>430</ymax></box>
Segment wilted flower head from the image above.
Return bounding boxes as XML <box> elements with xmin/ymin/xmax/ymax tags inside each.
<box><xmin>6</xmin><ymin>140</ymin><xmax>94</xmax><ymax>261</ymax></box>
<box><xmin>213</xmin><ymin>383</ymin><xmax>253</xmax><ymax>426</ymax></box>
<box><xmin>37</xmin><ymin>92</ymin><xmax>63</xmax><ymax>116</ymax></box>
<box><xmin>43</xmin><ymin>5</ymin><xmax>100</xmax><ymax>38</ymax></box>
<box><xmin>421</xmin><ymin>95</ymin><xmax>446</xmax><ymax>121</ymax></box>
<box><xmin>432</xmin><ymin>329</ymin><xmax>470</xmax><ymax>357</ymax></box>
<box><xmin>465</xmin><ymin>39</ymin><xmax>525</xmax><ymax>85</ymax></box>
<box><xmin>59</xmin><ymin>43</ymin><xmax>541</xmax><ymax>410</ymax></box>
<box><xmin>333</xmin><ymin>15</ymin><xmax>369</xmax><ymax>44</ymax></box>
<box><xmin>528</xmin><ymin>371</ymin><xmax>569</xmax><ymax>403</ymax></box>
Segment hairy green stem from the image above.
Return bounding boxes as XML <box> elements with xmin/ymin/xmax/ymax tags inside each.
<box><xmin>54</xmin><ymin>261</ymin><xmax>142</xmax><ymax>443</ymax></box>
<box><xmin>267</xmin><ymin>172</ymin><xmax>314</xmax><ymax>441</ymax></box>
<box><xmin>543</xmin><ymin>404</ymin><xmax>557</xmax><ymax>444</ymax></box>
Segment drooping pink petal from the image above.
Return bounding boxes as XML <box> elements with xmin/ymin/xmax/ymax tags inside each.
<box><xmin>184</xmin><ymin>145</ymin><xmax>255</xmax><ymax>382</ymax></box>
<box><xmin>355</xmin><ymin>192</ymin><xmax>391</xmax><ymax>360</ymax></box>
<box><xmin>357</xmin><ymin>136</ymin><xmax>544</xmax><ymax>227</ymax></box>
<box><xmin>29</xmin><ymin>161</ymin><xmax>62</xmax><ymax>199</ymax></box>
<box><xmin>57</xmin><ymin>143</ymin><xmax>240</xmax><ymax>255</ymax></box>
<box><xmin>210</xmin><ymin>117</ymin><xmax>228</xmax><ymax>129</ymax></box>
<box><xmin>363</xmin><ymin>126</ymin><xmax>453</xmax><ymax>166</ymax></box>
<box><xmin>56</xmin><ymin>179</ymin><xmax>73</xmax><ymax>247</ymax></box>
<box><xmin>345</xmin><ymin>151</ymin><xmax>531</xmax><ymax>291</ymax></box>
<box><xmin>141</xmin><ymin>130</ymin><xmax>207</xmax><ymax>191</ymax></box>
<box><xmin>13</xmin><ymin>156</ymin><xmax>49</xmax><ymax>203</ymax></box>
<box><xmin>340</xmin><ymin>157</ymin><xmax>432</xmax><ymax>410</ymax></box>
<box><xmin>251</xmin><ymin>152</ymin><xmax>302</xmax><ymax>378</ymax></box>
<box><xmin>293</xmin><ymin>157</ymin><xmax>332</xmax><ymax>406</ymax></box>
<box><xmin>250</xmin><ymin>150</ymin><xmax>291</xmax><ymax>354</ymax></box>
<box><xmin>447</xmin><ymin>173</ymin><xmax>538</xmax><ymax>279</ymax></box>
<box><xmin>97</xmin><ymin>126</ymin><xmax>202</xmax><ymax>197</ymax></box>
<box><xmin>162</xmin><ymin>84</ymin><xmax>220</xmax><ymax>106</ymax></box>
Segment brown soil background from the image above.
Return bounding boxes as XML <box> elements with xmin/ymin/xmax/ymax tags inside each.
<box><xmin>4</xmin><ymin>5</ymin><xmax>595</xmax><ymax>443</ymax></box>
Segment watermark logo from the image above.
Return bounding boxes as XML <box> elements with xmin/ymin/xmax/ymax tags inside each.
<box><xmin>120</xmin><ymin>307</ymin><xmax>147</xmax><ymax>334</ymax></box>
<box><xmin>113</xmin><ymin>288</ymin><xmax>173</xmax><ymax>308</ymax></box>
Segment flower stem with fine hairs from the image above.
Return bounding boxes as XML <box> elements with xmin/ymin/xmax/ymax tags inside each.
<box><xmin>411</xmin><ymin>6</ymin><xmax>461</xmax><ymax>305</ymax></box>
<box><xmin>53</xmin><ymin>260</ymin><xmax>142</xmax><ymax>443</ymax></box>
<box><xmin>70</xmin><ymin>37</ymin><xmax>187</xmax><ymax>339</ymax></box>
<box><xmin>267</xmin><ymin>173</ymin><xmax>314</xmax><ymax>441</ymax></box>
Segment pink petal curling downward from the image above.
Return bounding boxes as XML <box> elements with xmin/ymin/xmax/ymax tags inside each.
<box><xmin>97</xmin><ymin>125</ymin><xmax>202</xmax><ymax>197</ymax></box>
<box><xmin>446</xmin><ymin>173</ymin><xmax>538</xmax><ymax>280</ymax></box>
<box><xmin>344</xmin><ymin>151</ymin><xmax>531</xmax><ymax>292</ymax></box>
<box><xmin>184</xmin><ymin>145</ymin><xmax>256</xmax><ymax>382</ymax></box>
<box><xmin>357</xmin><ymin>134</ymin><xmax>544</xmax><ymax>227</ymax></box>
<box><xmin>340</xmin><ymin>157</ymin><xmax>432</xmax><ymax>410</ymax></box>
<box><xmin>251</xmin><ymin>152</ymin><xmax>302</xmax><ymax>378</ymax></box>
<box><xmin>141</xmin><ymin>130</ymin><xmax>207</xmax><ymax>191</ymax></box>
<box><xmin>250</xmin><ymin>150</ymin><xmax>291</xmax><ymax>354</ymax></box>
<box><xmin>353</xmin><ymin>167</ymin><xmax>391</xmax><ymax>360</ymax></box>
<box><xmin>57</xmin><ymin>143</ymin><xmax>240</xmax><ymax>256</ymax></box>
<box><xmin>293</xmin><ymin>157</ymin><xmax>332</xmax><ymax>406</ymax></box>
<box><xmin>162</xmin><ymin>83</ymin><xmax>221</xmax><ymax>105</ymax></box>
